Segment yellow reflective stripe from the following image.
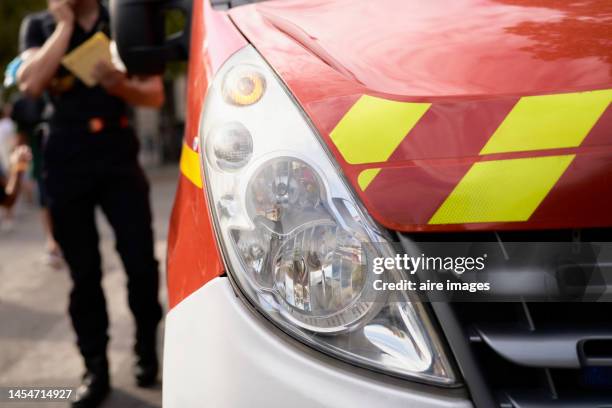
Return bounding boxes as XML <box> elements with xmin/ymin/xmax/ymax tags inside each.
<box><xmin>330</xmin><ymin>95</ymin><xmax>430</xmax><ymax>164</ymax></box>
<box><xmin>429</xmin><ymin>155</ymin><xmax>574</xmax><ymax>224</ymax></box>
<box><xmin>480</xmin><ymin>89</ymin><xmax>612</xmax><ymax>154</ymax></box>
<box><xmin>358</xmin><ymin>168</ymin><xmax>381</xmax><ymax>191</ymax></box>
<box><xmin>180</xmin><ymin>143</ymin><xmax>203</xmax><ymax>188</ymax></box>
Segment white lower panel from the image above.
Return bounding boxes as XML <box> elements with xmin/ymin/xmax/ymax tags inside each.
<box><xmin>163</xmin><ymin>277</ymin><xmax>473</xmax><ymax>408</ymax></box>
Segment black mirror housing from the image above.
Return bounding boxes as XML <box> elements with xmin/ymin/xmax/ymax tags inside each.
<box><xmin>110</xmin><ymin>0</ymin><xmax>192</xmax><ymax>75</ymax></box>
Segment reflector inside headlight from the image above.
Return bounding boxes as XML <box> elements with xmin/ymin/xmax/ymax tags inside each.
<box><xmin>199</xmin><ymin>46</ymin><xmax>456</xmax><ymax>385</ymax></box>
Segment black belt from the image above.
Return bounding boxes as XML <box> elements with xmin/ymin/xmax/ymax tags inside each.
<box><xmin>50</xmin><ymin>116</ymin><xmax>130</xmax><ymax>134</ymax></box>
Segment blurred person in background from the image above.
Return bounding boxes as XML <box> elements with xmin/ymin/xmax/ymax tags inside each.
<box><xmin>17</xmin><ymin>0</ymin><xmax>164</xmax><ymax>406</ymax></box>
<box><xmin>0</xmin><ymin>103</ymin><xmax>18</xmax><ymax>230</ymax></box>
<box><xmin>11</xmin><ymin>94</ymin><xmax>64</xmax><ymax>268</ymax></box>
<box><xmin>0</xmin><ymin>145</ymin><xmax>32</xmax><ymax>209</ymax></box>
<box><xmin>0</xmin><ymin>103</ymin><xmax>16</xmax><ymax>169</ymax></box>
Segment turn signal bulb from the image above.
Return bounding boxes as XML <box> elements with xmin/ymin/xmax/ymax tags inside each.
<box><xmin>222</xmin><ymin>65</ymin><xmax>266</xmax><ymax>106</ymax></box>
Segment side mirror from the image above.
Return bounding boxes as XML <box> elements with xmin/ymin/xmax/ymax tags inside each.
<box><xmin>109</xmin><ymin>0</ymin><xmax>192</xmax><ymax>75</ymax></box>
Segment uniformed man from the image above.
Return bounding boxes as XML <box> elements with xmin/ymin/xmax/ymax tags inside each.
<box><xmin>17</xmin><ymin>0</ymin><xmax>164</xmax><ymax>406</ymax></box>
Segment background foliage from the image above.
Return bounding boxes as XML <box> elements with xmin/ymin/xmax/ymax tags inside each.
<box><xmin>0</xmin><ymin>0</ymin><xmax>47</xmax><ymax>75</ymax></box>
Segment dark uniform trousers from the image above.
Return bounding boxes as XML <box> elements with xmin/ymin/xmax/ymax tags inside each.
<box><xmin>45</xmin><ymin>125</ymin><xmax>162</xmax><ymax>361</ymax></box>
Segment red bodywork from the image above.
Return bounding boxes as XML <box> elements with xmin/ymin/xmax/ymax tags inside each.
<box><xmin>167</xmin><ymin>0</ymin><xmax>612</xmax><ymax>308</ymax></box>
<box><xmin>166</xmin><ymin>0</ymin><xmax>245</xmax><ymax>308</ymax></box>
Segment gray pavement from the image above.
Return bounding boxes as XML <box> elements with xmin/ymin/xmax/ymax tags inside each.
<box><xmin>0</xmin><ymin>166</ymin><xmax>178</xmax><ymax>408</ymax></box>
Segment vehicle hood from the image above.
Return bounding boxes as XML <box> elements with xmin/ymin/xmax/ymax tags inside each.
<box><xmin>230</xmin><ymin>0</ymin><xmax>612</xmax><ymax>232</ymax></box>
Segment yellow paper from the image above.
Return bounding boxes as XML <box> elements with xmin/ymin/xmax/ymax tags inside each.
<box><xmin>61</xmin><ymin>32</ymin><xmax>112</xmax><ymax>87</ymax></box>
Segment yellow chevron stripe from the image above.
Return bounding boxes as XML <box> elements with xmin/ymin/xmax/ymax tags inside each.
<box><xmin>180</xmin><ymin>143</ymin><xmax>203</xmax><ymax>188</ymax></box>
<box><xmin>480</xmin><ymin>89</ymin><xmax>612</xmax><ymax>154</ymax></box>
<box><xmin>330</xmin><ymin>95</ymin><xmax>430</xmax><ymax>165</ymax></box>
<box><xmin>358</xmin><ymin>168</ymin><xmax>381</xmax><ymax>191</ymax></box>
<box><xmin>429</xmin><ymin>155</ymin><xmax>574</xmax><ymax>224</ymax></box>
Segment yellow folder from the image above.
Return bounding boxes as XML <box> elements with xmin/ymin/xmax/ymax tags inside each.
<box><xmin>61</xmin><ymin>32</ymin><xmax>112</xmax><ymax>87</ymax></box>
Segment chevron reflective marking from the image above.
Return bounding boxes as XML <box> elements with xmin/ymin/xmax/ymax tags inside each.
<box><xmin>429</xmin><ymin>155</ymin><xmax>575</xmax><ymax>224</ymax></box>
<box><xmin>480</xmin><ymin>89</ymin><xmax>612</xmax><ymax>154</ymax></box>
<box><xmin>358</xmin><ymin>168</ymin><xmax>381</xmax><ymax>191</ymax></box>
<box><xmin>330</xmin><ymin>95</ymin><xmax>431</xmax><ymax>165</ymax></box>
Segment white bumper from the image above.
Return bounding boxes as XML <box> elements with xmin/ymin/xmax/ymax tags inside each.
<box><xmin>163</xmin><ymin>277</ymin><xmax>473</xmax><ymax>408</ymax></box>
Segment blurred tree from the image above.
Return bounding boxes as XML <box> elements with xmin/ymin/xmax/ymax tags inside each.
<box><xmin>0</xmin><ymin>0</ymin><xmax>47</xmax><ymax>75</ymax></box>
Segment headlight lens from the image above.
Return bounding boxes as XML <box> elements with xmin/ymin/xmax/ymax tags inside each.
<box><xmin>199</xmin><ymin>46</ymin><xmax>456</xmax><ymax>385</ymax></box>
<box><xmin>206</xmin><ymin>122</ymin><xmax>253</xmax><ymax>171</ymax></box>
<box><xmin>241</xmin><ymin>157</ymin><xmax>379</xmax><ymax>333</ymax></box>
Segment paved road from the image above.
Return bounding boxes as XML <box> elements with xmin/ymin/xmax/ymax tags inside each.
<box><xmin>0</xmin><ymin>166</ymin><xmax>178</xmax><ymax>408</ymax></box>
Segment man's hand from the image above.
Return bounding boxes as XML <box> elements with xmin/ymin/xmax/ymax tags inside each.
<box><xmin>90</xmin><ymin>61</ymin><xmax>164</xmax><ymax>107</ymax></box>
<box><xmin>49</xmin><ymin>0</ymin><xmax>75</xmax><ymax>27</ymax></box>
<box><xmin>91</xmin><ymin>60</ymin><xmax>126</xmax><ymax>93</ymax></box>
<box><xmin>18</xmin><ymin>0</ymin><xmax>75</xmax><ymax>97</ymax></box>
<box><xmin>9</xmin><ymin>145</ymin><xmax>32</xmax><ymax>172</ymax></box>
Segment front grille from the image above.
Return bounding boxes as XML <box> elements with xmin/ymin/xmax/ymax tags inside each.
<box><xmin>456</xmin><ymin>302</ymin><xmax>612</xmax><ymax>407</ymax></box>
<box><xmin>399</xmin><ymin>229</ymin><xmax>612</xmax><ymax>407</ymax></box>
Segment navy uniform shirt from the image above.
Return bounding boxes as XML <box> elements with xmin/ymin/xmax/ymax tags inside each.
<box><xmin>19</xmin><ymin>5</ymin><xmax>127</xmax><ymax>124</ymax></box>
<box><xmin>19</xmin><ymin>5</ymin><xmax>139</xmax><ymax>168</ymax></box>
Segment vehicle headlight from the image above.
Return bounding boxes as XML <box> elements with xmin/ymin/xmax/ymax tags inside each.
<box><xmin>199</xmin><ymin>45</ymin><xmax>456</xmax><ymax>385</ymax></box>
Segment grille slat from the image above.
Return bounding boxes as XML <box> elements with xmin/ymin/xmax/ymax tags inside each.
<box><xmin>473</xmin><ymin>324</ymin><xmax>612</xmax><ymax>369</ymax></box>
